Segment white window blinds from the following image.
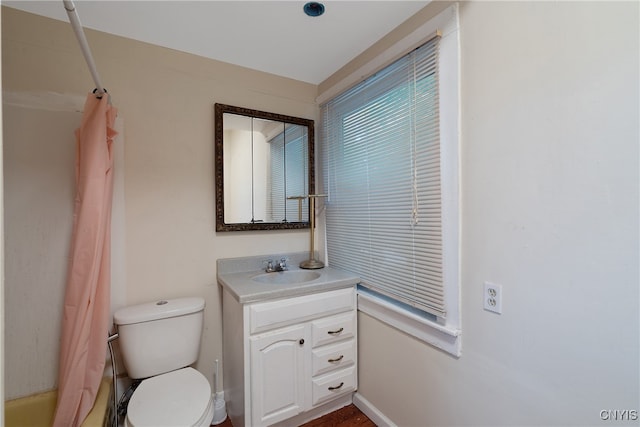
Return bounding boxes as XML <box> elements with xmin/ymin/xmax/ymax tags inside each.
<box><xmin>321</xmin><ymin>35</ymin><xmax>445</xmax><ymax>319</ymax></box>
<box><xmin>269</xmin><ymin>125</ymin><xmax>309</xmax><ymax>222</ymax></box>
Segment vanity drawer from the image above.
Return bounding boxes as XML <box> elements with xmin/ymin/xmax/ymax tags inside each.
<box><xmin>311</xmin><ymin>366</ymin><xmax>356</xmax><ymax>407</ymax></box>
<box><xmin>249</xmin><ymin>287</ymin><xmax>355</xmax><ymax>334</ymax></box>
<box><xmin>311</xmin><ymin>339</ymin><xmax>356</xmax><ymax>377</ymax></box>
<box><xmin>311</xmin><ymin>312</ymin><xmax>356</xmax><ymax>348</ymax></box>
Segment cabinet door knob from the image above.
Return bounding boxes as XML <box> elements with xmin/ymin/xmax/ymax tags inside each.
<box><xmin>328</xmin><ymin>382</ymin><xmax>344</xmax><ymax>391</ymax></box>
<box><xmin>327</xmin><ymin>327</ymin><xmax>344</xmax><ymax>335</ymax></box>
<box><xmin>299</xmin><ymin>339</ymin><xmax>305</xmax><ymax>345</ymax></box>
<box><xmin>327</xmin><ymin>355</ymin><xmax>344</xmax><ymax>363</ymax></box>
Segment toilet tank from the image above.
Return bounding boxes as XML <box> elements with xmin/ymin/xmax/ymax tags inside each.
<box><xmin>113</xmin><ymin>297</ymin><xmax>205</xmax><ymax>379</ymax></box>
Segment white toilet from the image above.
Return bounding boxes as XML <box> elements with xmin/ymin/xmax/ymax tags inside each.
<box><xmin>113</xmin><ymin>297</ymin><xmax>214</xmax><ymax>427</ymax></box>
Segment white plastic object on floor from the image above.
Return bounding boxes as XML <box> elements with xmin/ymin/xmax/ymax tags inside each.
<box><xmin>211</xmin><ymin>396</ymin><xmax>227</xmax><ymax>425</ymax></box>
<box><xmin>211</xmin><ymin>359</ymin><xmax>227</xmax><ymax>425</ymax></box>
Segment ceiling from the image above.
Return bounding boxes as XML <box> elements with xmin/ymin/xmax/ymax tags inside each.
<box><xmin>4</xmin><ymin>1</ymin><xmax>429</xmax><ymax>85</ymax></box>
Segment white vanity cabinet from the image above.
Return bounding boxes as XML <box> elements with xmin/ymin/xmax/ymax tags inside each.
<box><xmin>222</xmin><ymin>286</ymin><xmax>357</xmax><ymax>427</ymax></box>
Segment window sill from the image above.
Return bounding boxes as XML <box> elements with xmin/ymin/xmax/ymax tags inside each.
<box><xmin>357</xmin><ymin>287</ymin><xmax>461</xmax><ymax>357</ymax></box>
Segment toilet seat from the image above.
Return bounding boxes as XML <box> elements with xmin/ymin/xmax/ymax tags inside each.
<box><xmin>125</xmin><ymin>367</ymin><xmax>214</xmax><ymax>427</ymax></box>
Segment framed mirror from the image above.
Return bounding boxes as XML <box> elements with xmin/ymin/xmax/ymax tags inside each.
<box><xmin>215</xmin><ymin>103</ymin><xmax>315</xmax><ymax>231</ymax></box>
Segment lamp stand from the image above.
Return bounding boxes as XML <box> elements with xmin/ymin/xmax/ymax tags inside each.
<box><xmin>289</xmin><ymin>194</ymin><xmax>327</xmax><ymax>269</ymax></box>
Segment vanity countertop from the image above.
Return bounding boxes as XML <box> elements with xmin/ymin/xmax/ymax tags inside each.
<box><xmin>217</xmin><ymin>252</ymin><xmax>359</xmax><ymax>304</ymax></box>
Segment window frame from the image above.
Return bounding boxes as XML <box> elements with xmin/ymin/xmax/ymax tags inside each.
<box><xmin>320</xmin><ymin>4</ymin><xmax>461</xmax><ymax>356</ymax></box>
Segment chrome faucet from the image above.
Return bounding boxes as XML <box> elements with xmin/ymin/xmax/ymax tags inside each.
<box><xmin>264</xmin><ymin>258</ymin><xmax>288</xmax><ymax>273</ymax></box>
<box><xmin>276</xmin><ymin>258</ymin><xmax>288</xmax><ymax>271</ymax></box>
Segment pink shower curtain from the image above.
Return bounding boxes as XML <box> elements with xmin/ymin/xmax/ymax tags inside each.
<box><xmin>53</xmin><ymin>93</ymin><xmax>117</xmax><ymax>427</ymax></box>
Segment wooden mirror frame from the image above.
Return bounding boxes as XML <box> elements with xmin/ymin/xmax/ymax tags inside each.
<box><xmin>214</xmin><ymin>103</ymin><xmax>315</xmax><ymax>231</ymax></box>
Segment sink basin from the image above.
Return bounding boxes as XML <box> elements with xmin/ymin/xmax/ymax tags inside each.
<box><xmin>251</xmin><ymin>270</ymin><xmax>321</xmax><ymax>285</ymax></box>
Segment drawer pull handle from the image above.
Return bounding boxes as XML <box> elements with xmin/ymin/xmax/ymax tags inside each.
<box><xmin>328</xmin><ymin>382</ymin><xmax>344</xmax><ymax>391</ymax></box>
<box><xmin>328</xmin><ymin>355</ymin><xmax>344</xmax><ymax>363</ymax></box>
<box><xmin>327</xmin><ymin>327</ymin><xmax>344</xmax><ymax>335</ymax></box>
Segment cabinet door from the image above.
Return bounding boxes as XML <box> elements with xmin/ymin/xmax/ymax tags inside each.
<box><xmin>250</xmin><ymin>324</ymin><xmax>306</xmax><ymax>426</ymax></box>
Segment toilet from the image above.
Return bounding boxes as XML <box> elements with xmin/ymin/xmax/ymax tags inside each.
<box><xmin>113</xmin><ymin>297</ymin><xmax>214</xmax><ymax>427</ymax></box>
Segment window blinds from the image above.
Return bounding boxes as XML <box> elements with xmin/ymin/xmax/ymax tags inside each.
<box><xmin>269</xmin><ymin>125</ymin><xmax>309</xmax><ymax>222</ymax></box>
<box><xmin>321</xmin><ymin>36</ymin><xmax>445</xmax><ymax>318</ymax></box>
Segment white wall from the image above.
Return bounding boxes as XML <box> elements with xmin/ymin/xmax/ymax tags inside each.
<box><xmin>351</xmin><ymin>2</ymin><xmax>639</xmax><ymax>426</ymax></box>
<box><xmin>3</xmin><ymin>101</ymin><xmax>80</xmax><ymax>399</ymax></box>
<box><xmin>223</xmin><ymin>128</ymin><xmax>270</xmax><ymax>223</ymax></box>
<box><xmin>224</xmin><ymin>128</ymin><xmax>254</xmax><ymax>223</ymax></box>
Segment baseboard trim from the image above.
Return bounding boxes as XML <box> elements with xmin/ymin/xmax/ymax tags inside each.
<box><xmin>353</xmin><ymin>392</ymin><xmax>397</xmax><ymax>427</ymax></box>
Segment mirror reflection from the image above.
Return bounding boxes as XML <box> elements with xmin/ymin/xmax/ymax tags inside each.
<box><xmin>215</xmin><ymin>104</ymin><xmax>314</xmax><ymax>231</ymax></box>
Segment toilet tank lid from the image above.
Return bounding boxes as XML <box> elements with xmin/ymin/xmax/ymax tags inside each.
<box><xmin>114</xmin><ymin>297</ymin><xmax>205</xmax><ymax>325</ymax></box>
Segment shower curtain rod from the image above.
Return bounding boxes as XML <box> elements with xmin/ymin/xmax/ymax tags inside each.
<box><xmin>62</xmin><ymin>0</ymin><xmax>107</xmax><ymax>97</ymax></box>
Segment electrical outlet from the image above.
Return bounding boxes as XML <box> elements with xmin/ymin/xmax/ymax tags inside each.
<box><xmin>484</xmin><ymin>282</ymin><xmax>502</xmax><ymax>314</ymax></box>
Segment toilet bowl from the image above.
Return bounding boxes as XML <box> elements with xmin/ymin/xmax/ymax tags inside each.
<box><xmin>114</xmin><ymin>297</ymin><xmax>213</xmax><ymax>427</ymax></box>
<box><xmin>125</xmin><ymin>368</ymin><xmax>214</xmax><ymax>427</ymax></box>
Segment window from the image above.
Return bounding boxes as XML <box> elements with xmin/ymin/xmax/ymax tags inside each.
<box><xmin>320</xmin><ymin>5</ymin><xmax>460</xmax><ymax>355</ymax></box>
<box><xmin>269</xmin><ymin>125</ymin><xmax>309</xmax><ymax>222</ymax></box>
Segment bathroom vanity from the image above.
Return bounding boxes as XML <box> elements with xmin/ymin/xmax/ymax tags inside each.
<box><xmin>217</xmin><ymin>253</ymin><xmax>360</xmax><ymax>427</ymax></box>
